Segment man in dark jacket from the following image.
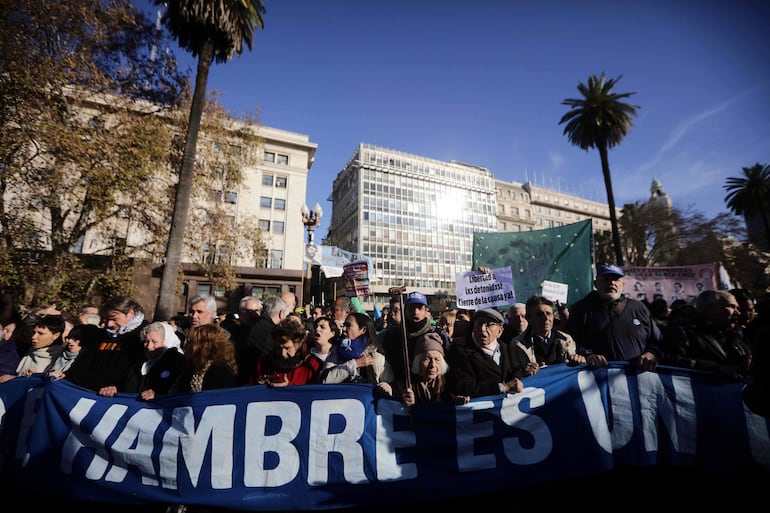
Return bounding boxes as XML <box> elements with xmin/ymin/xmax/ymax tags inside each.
<box><xmin>238</xmin><ymin>296</ymin><xmax>288</xmax><ymax>385</ymax></box>
<box><xmin>662</xmin><ymin>289</ymin><xmax>751</xmax><ymax>379</ymax></box>
<box><xmin>445</xmin><ymin>308</ymin><xmax>522</xmax><ymax>398</ymax></box>
<box><xmin>565</xmin><ymin>264</ymin><xmax>661</xmax><ymax>371</ymax></box>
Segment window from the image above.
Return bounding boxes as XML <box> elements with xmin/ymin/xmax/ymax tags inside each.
<box><xmin>251</xmin><ymin>285</ymin><xmax>281</xmax><ymax>297</ymax></box>
<box><xmin>225</xmin><ymin>191</ymin><xmax>237</xmax><ymax>204</ymax></box>
<box><xmin>275</xmin><ymin>176</ymin><xmax>287</xmax><ymax>188</ymax></box>
<box><xmin>276</xmin><ymin>154</ymin><xmax>289</xmax><ymax>165</ymax></box>
<box><xmin>262</xmin><ymin>175</ymin><xmax>273</xmax><ymax>186</ymax></box>
<box><xmin>270</xmin><ymin>250</ymin><xmax>283</xmax><ymax>268</ymax></box>
<box><xmin>198</xmin><ymin>284</ymin><xmax>212</xmax><ymax>296</ymax></box>
<box><xmin>263</xmin><ymin>151</ymin><xmax>275</xmax><ymax>163</ymax></box>
<box><xmin>274</xmin><ymin>198</ymin><xmax>286</xmax><ymax>210</ymax></box>
<box><xmin>273</xmin><ymin>221</ymin><xmax>285</xmax><ymax>233</ymax></box>
<box><xmin>258</xmin><ymin>219</ymin><xmax>270</xmax><ymax>231</ymax></box>
<box><xmin>260</xmin><ymin>196</ymin><xmax>272</xmax><ymax>208</ymax></box>
<box><xmin>511</xmin><ymin>206</ymin><xmax>519</xmax><ymax>216</ymax></box>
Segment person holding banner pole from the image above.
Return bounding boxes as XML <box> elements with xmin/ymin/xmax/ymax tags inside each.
<box><xmin>393</xmin><ymin>332</ymin><xmax>468</xmax><ymax>407</ymax></box>
<box><xmin>381</xmin><ymin>290</ymin><xmax>449</xmax><ymax>391</ymax></box>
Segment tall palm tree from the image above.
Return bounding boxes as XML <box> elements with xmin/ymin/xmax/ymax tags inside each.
<box><xmin>152</xmin><ymin>0</ymin><xmax>266</xmax><ymax>321</ymax></box>
<box><xmin>559</xmin><ymin>73</ymin><xmax>638</xmax><ymax>266</ymax></box>
<box><xmin>724</xmin><ymin>163</ymin><xmax>770</xmax><ymax>252</ymax></box>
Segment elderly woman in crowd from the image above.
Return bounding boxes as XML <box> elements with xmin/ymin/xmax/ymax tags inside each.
<box><xmin>98</xmin><ymin>321</ymin><xmax>185</xmax><ymax>400</ymax></box>
<box><xmin>393</xmin><ymin>332</ymin><xmax>469</xmax><ymax>407</ymax></box>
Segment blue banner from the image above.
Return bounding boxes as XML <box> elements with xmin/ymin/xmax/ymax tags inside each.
<box><xmin>1</xmin><ymin>365</ymin><xmax>768</xmax><ymax>510</ymax></box>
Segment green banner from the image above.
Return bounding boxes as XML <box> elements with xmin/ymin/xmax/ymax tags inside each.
<box><xmin>472</xmin><ymin>219</ymin><xmax>594</xmax><ymax>306</ymax></box>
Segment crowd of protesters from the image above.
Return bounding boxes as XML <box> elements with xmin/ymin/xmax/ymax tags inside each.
<box><xmin>0</xmin><ymin>263</ymin><xmax>767</xmax><ymax>513</ymax></box>
<box><xmin>1</xmin><ymin>263</ymin><xmax>766</xmax><ymax>420</ymax></box>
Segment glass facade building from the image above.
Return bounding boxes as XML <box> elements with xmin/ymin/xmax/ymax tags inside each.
<box><xmin>326</xmin><ymin>143</ymin><xmax>498</xmax><ymax>302</ymax></box>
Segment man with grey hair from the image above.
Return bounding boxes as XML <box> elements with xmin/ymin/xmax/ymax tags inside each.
<box><xmin>238</xmin><ymin>296</ymin><xmax>288</xmax><ymax>384</ymax></box>
<box><xmin>188</xmin><ymin>294</ymin><xmax>218</xmax><ymax>328</ymax></box>
<box><xmin>662</xmin><ymin>289</ymin><xmax>752</xmax><ymax>379</ymax></box>
<box><xmin>500</xmin><ymin>302</ymin><xmax>528</xmax><ymax>343</ymax></box>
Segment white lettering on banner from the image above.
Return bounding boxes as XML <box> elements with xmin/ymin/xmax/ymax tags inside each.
<box><xmin>160</xmin><ymin>405</ymin><xmax>236</xmax><ymax>489</ymax></box>
<box><xmin>500</xmin><ymin>388</ymin><xmax>551</xmax><ymax>465</ymax></box>
<box><xmin>74</xmin><ymin>402</ymin><xmax>131</xmax><ymax>481</ymax></box>
<box><xmin>375</xmin><ymin>398</ymin><xmax>417</xmax><ymax>481</ymax></box>
<box><xmin>244</xmin><ymin>401</ymin><xmax>301</xmax><ymax>487</ymax></box>
<box><xmin>638</xmin><ymin>372</ymin><xmax>696</xmax><ymax>454</ymax></box>
<box><xmin>580</xmin><ymin>369</ymin><xmax>697</xmax><ymax>454</ymax></box>
<box><xmin>61</xmin><ymin>398</ymin><xmax>98</xmax><ymax>474</ymax></box>
<box><xmin>456</xmin><ymin>400</ymin><xmax>496</xmax><ymax>471</ymax></box>
<box><xmin>605</xmin><ymin>369</ymin><xmax>634</xmax><ymax>450</ymax></box>
<box><xmin>578</xmin><ymin>370</ymin><xmax>613</xmax><ymax>452</ymax></box>
<box><xmin>307</xmin><ymin>398</ymin><xmax>368</xmax><ymax>486</ymax></box>
<box><xmin>105</xmin><ymin>408</ymin><xmax>164</xmax><ymax>486</ymax></box>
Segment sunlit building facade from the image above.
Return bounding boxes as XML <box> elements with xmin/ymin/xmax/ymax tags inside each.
<box><xmin>325</xmin><ymin>143</ymin><xmax>498</xmax><ymax>304</ymax></box>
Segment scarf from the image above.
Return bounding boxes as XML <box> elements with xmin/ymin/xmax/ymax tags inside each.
<box><xmin>414</xmin><ymin>375</ymin><xmax>446</xmax><ymax>403</ymax></box>
<box><xmin>272</xmin><ymin>352</ymin><xmax>305</xmax><ymax>372</ymax></box>
<box><xmin>16</xmin><ymin>345</ymin><xmax>64</xmax><ymax>375</ymax></box>
<box><xmin>407</xmin><ymin>318</ymin><xmax>431</xmax><ymax>339</ymax></box>
<box><xmin>106</xmin><ymin>311</ymin><xmax>145</xmax><ymax>338</ymax></box>
<box><xmin>50</xmin><ymin>350</ymin><xmax>79</xmax><ymax>372</ymax></box>
<box><xmin>190</xmin><ymin>360</ymin><xmax>212</xmax><ymax>392</ymax></box>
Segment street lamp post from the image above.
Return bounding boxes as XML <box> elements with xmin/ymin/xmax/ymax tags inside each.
<box><xmin>301</xmin><ymin>202</ymin><xmax>323</xmax><ymax>306</ymax></box>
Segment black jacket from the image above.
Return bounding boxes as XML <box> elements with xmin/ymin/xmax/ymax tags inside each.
<box><xmin>445</xmin><ymin>337</ymin><xmax>518</xmax><ymax>398</ymax></box>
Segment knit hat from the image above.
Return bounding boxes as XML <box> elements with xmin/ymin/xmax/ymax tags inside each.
<box><xmin>414</xmin><ymin>332</ymin><xmax>444</xmax><ymax>356</ymax></box>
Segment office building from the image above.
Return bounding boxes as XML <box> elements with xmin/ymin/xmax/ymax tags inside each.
<box><xmin>325</xmin><ymin>143</ymin><xmax>613</xmax><ymax>309</ymax></box>
<box><xmin>325</xmin><ymin>143</ymin><xmax>499</xmax><ymax>306</ymax></box>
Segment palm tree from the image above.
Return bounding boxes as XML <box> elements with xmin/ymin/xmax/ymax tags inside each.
<box><xmin>724</xmin><ymin>163</ymin><xmax>770</xmax><ymax>252</ymax></box>
<box><xmin>152</xmin><ymin>0</ymin><xmax>266</xmax><ymax>322</ymax></box>
<box><xmin>559</xmin><ymin>73</ymin><xmax>638</xmax><ymax>266</ymax></box>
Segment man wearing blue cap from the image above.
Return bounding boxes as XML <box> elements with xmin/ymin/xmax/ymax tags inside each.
<box><xmin>381</xmin><ymin>291</ymin><xmax>449</xmax><ymax>384</ymax></box>
<box><xmin>564</xmin><ymin>264</ymin><xmax>662</xmax><ymax>371</ymax></box>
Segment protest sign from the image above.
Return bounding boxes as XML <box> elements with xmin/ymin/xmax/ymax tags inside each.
<box><xmin>344</xmin><ymin>260</ymin><xmax>371</xmax><ymax>297</ymax></box>
<box><xmin>455</xmin><ymin>267</ymin><xmax>515</xmax><ymax>309</ymax></box>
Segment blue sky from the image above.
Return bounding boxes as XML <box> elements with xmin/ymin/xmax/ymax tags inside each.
<box><xmin>142</xmin><ymin>0</ymin><xmax>770</xmax><ymax>241</ymax></box>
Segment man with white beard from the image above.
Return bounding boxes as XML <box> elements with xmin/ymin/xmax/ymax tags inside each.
<box><xmin>564</xmin><ymin>264</ymin><xmax>662</xmax><ymax>371</ymax></box>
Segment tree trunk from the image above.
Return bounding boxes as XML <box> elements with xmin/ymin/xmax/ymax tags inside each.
<box><xmin>154</xmin><ymin>40</ymin><xmax>214</xmax><ymax>322</ymax></box>
<box><xmin>598</xmin><ymin>142</ymin><xmax>624</xmax><ymax>266</ymax></box>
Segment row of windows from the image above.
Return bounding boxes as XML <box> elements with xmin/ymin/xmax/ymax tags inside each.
<box><xmin>258</xmin><ymin>219</ymin><xmax>285</xmax><ymax>233</ymax></box>
<box><xmin>531</xmin><ymin>191</ymin><xmax>602</xmax><ymax>213</ymax></box>
<box><xmin>359</xmin><ymin>147</ymin><xmax>493</xmax><ymax>189</ymax></box>
<box><xmin>262</xmin><ymin>174</ymin><xmax>288</xmax><ymax>187</ymax></box>
<box><xmin>263</xmin><ymin>152</ymin><xmax>289</xmax><ymax>166</ymax></box>
<box><xmin>260</xmin><ymin>197</ymin><xmax>286</xmax><ymax>210</ymax></box>
<box><xmin>197</xmin><ymin>283</ymin><xmax>285</xmax><ymax>299</ymax></box>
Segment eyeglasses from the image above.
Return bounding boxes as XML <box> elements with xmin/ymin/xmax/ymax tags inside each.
<box><xmin>476</xmin><ymin>321</ymin><xmax>502</xmax><ymax>330</ymax></box>
<box><xmin>242</xmin><ymin>309</ymin><xmax>260</xmax><ymax>314</ymax></box>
